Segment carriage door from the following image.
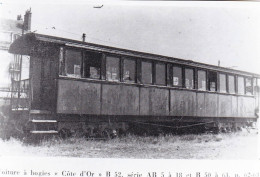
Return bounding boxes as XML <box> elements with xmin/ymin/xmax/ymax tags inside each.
<box><xmin>30</xmin><ymin>52</ymin><xmax>56</xmax><ymax>111</ymax></box>
<box><xmin>40</xmin><ymin>54</ymin><xmax>56</xmax><ymax>111</ymax></box>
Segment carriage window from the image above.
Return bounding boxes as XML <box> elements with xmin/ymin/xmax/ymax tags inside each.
<box><xmin>237</xmin><ymin>76</ymin><xmax>245</xmax><ymax>95</ymax></box>
<box><xmin>106</xmin><ymin>56</ymin><xmax>120</xmax><ymax>81</ymax></box>
<box><xmin>123</xmin><ymin>58</ymin><xmax>136</xmax><ymax>83</ymax></box>
<box><xmin>219</xmin><ymin>73</ymin><xmax>227</xmax><ymax>93</ymax></box>
<box><xmin>65</xmin><ymin>49</ymin><xmax>82</xmax><ymax>78</ymax></box>
<box><xmin>141</xmin><ymin>61</ymin><xmax>152</xmax><ymax>84</ymax></box>
<box><xmin>173</xmin><ymin>66</ymin><xmax>182</xmax><ymax>87</ymax></box>
<box><xmin>155</xmin><ymin>62</ymin><xmax>166</xmax><ymax>85</ymax></box>
<box><xmin>198</xmin><ymin>70</ymin><xmax>206</xmax><ymax>91</ymax></box>
<box><xmin>208</xmin><ymin>71</ymin><xmax>217</xmax><ymax>91</ymax></box>
<box><xmin>228</xmin><ymin>75</ymin><xmax>235</xmax><ymax>94</ymax></box>
<box><xmin>253</xmin><ymin>78</ymin><xmax>257</xmax><ymax>95</ymax></box>
<box><xmin>185</xmin><ymin>68</ymin><xmax>194</xmax><ymax>89</ymax></box>
<box><xmin>245</xmin><ymin>77</ymin><xmax>253</xmax><ymax>95</ymax></box>
<box><xmin>85</xmin><ymin>52</ymin><xmax>102</xmax><ymax>79</ymax></box>
<box><xmin>257</xmin><ymin>79</ymin><xmax>260</xmax><ymax>94</ymax></box>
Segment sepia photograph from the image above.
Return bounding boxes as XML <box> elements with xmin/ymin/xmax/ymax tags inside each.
<box><xmin>0</xmin><ymin>0</ymin><xmax>260</xmax><ymax>163</ymax></box>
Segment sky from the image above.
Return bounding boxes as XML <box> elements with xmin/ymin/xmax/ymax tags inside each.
<box><xmin>0</xmin><ymin>0</ymin><xmax>260</xmax><ymax>76</ymax></box>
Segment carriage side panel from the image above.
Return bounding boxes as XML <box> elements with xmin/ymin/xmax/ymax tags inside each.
<box><xmin>238</xmin><ymin>97</ymin><xmax>255</xmax><ymax>118</ymax></box>
<box><xmin>170</xmin><ymin>90</ymin><xmax>196</xmax><ymax>117</ymax></box>
<box><xmin>150</xmin><ymin>88</ymin><xmax>169</xmax><ymax>116</ymax></box>
<box><xmin>57</xmin><ymin>79</ymin><xmax>82</xmax><ymax>114</ymax></box>
<box><xmin>80</xmin><ymin>82</ymin><xmax>101</xmax><ymax>115</ymax></box>
<box><xmin>196</xmin><ymin>92</ymin><xmax>205</xmax><ymax>117</ymax></box>
<box><xmin>57</xmin><ymin>79</ymin><xmax>101</xmax><ymax>114</ymax></box>
<box><xmin>218</xmin><ymin>95</ymin><xmax>232</xmax><ymax>117</ymax></box>
<box><xmin>231</xmin><ymin>96</ymin><xmax>238</xmax><ymax>117</ymax></box>
<box><xmin>101</xmin><ymin>84</ymin><xmax>139</xmax><ymax>115</ymax></box>
<box><xmin>139</xmin><ymin>87</ymin><xmax>150</xmax><ymax>115</ymax></box>
<box><xmin>205</xmin><ymin>93</ymin><xmax>218</xmax><ymax>117</ymax></box>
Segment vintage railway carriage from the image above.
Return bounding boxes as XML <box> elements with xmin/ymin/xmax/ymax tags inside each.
<box><xmin>8</xmin><ymin>33</ymin><xmax>260</xmax><ymax>137</ymax></box>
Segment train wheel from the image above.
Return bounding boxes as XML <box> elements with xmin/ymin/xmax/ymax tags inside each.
<box><xmin>117</xmin><ymin>128</ymin><xmax>126</xmax><ymax>137</ymax></box>
<box><xmin>101</xmin><ymin>129</ymin><xmax>111</xmax><ymax>139</ymax></box>
<box><xmin>59</xmin><ymin>128</ymin><xmax>72</xmax><ymax>139</ymax></box>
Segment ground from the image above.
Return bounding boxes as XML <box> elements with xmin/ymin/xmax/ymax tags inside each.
<box><xmin>0</xmin><ymin>130</ymin><xmax>258</xmax><ymax>159</ymax></box>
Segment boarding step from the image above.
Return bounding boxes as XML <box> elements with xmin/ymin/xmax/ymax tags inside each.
<box><xmin>29</xmin><ymin>119</ymin><xmax>58</xmax><ymax>133</ymax></box>
<box><xmin>30</xmin><ymin>130</ymin><xmax>58</xmax><ymax>134</ymax></box>
<box><xmin>31</xmin><ymin>120</ymin><xmax>57</xmax><ymax>123</ymax></box>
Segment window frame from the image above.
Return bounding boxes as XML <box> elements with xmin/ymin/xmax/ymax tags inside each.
<box><xmin>207</xmin><ymin>70</ymin><xmax>218</xmax><ymax>92</ymax></box>
<box><xmin>154</xmin><ymin>61</ymin><xmax>166</xmax><ymax>86</ymax></box>
<box><xmin>184</xmin><ymin>67</ymin><xmax>195</xmax><ymax>89</ymax></box>
<box><xmin>82</xmin><ymin>50</ymin><xmax>103</xmax><ymax>80</ymax></box>
<box><xmin>253</xmin><ymin>78</ymin><xmax>257</xmax><ymax>95</ymax></box>
<box><xmin>58</xmin><ymin>47</ymin><xmax>256</xmax><ymax>97</ymax></box>
<box><xmin>237</xmin><ymin>75</ymin><xmax>245</xmax><ymax>95</ymax></box>
<box><xmin>227</xmin><ymin>74</ymin><xmax>236</xmax><ymax>94</ymax></box>
<box><xmin>172</xmin><ymin>64</ymin><xmax>184</xmax><ymax>88</ymax></box>
<box><xmin>218</xmin><ymin>72</ymin><xmax>227</xmax><ymax>93</ymax></box>
<box><xmin>245</xmin><ymin>77</ymin><xmax>253</xmax><ymax>95</ymax></box>
<box><xmin>63</xmin><ymin>47</ymin><xmax>83</xmax><ymax>78</ymax></box>
<box><xmin>122</xmin><ymin>57</ymin><xmax>137</xmax><ymax>83</ymax></box>
<box><xmin>197</xmin><ymin>69</ymin><xmax>207</xmax><ymax>91</ymax></box>
<box><xmin>105</xmin><ymin>54</ymin><xmax>121</xmax><ymax>82</ymax></box>
<box><xmin>140</xmin><ymin>59</ymin><xmax>153</xmax><ymax>85</ymax></box>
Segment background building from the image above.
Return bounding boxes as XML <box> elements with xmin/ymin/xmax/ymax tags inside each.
<box><xmin>0</xmin><ymin>9</ymin><xmax>31</xmax><ymax>102</ymax></box>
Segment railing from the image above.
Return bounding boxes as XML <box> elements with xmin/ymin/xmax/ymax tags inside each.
<box><xmin>11</xmin><ymin>79</ymin><xmax>30</xmax><ymax>110</ymax></box>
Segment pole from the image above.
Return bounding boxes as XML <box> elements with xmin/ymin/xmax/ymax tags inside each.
<box><xmin>17</xmin><ymin>55</ymin><xmax>23</xmax><ymax>108</ymax></box>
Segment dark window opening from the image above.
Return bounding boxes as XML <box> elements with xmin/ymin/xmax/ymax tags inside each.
<box><xmin>237</xmin><ymin>76</ymin><xmax>245</xmax><ymax>95</ymax></box>
<box><xmin>219</xmin><ymin>73</ymin><xmax>227</xmax><ymax>93</ymax></box>
<box><xmin>228</xmin><ymin>75</ymin><xmax>235</xmax><ymax>94</ymax></box>
<box><xmin>245</xmin><ymin>77</ymin><xmax>253</xmax><ymax>95</ymax></box>
<box><xmin>141</xmin><ymin>61</ymin><xmax>152</xmax><ymax>84</ymax></box>
<box><xmin>65</xmin><ymin>49</ymin><xmax>82</xmax><ymax>78</ymax></box>
<box><xmin>123</xmin><ymin>58</ymin><xmax>136</xmax><ymax>83</ymax></box>
<box><xmin>198</xmin><ymin>70</ymin><xmax>206</xmax><ymax>91</ymax></box>
<box><xmin>208</xmin><ymin>71</ymin><xmax>217</xmax><ymax>91</ymax></box>
<box><xmin>106</xmin><ymin>56</ymin><xmax>120</xmax><ymax>81</ymax></box>
<box><xmin>172</xmin><ymin>66</ymin><xmax>182</xmax><ymax>87</ymax></box>
<box><xmin>155</xmin><ymin>62</ymin><xmax>166</xmax><ymax>85</ymax></box>
<box><xmin>185</xmin><ymin>68</ymin><xmax>194</xmax><ymax>89</ymax></box>
<box><xmin>85</xmin><ymin>52</ymin><xmax>102</xmax><ymax>79</ymax></box>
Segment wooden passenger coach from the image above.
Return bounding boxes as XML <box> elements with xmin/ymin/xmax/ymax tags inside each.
<box><xmin>8</xmin><ymin>33</ymin><xmax>260</xmax><ymax>137</ymax></box>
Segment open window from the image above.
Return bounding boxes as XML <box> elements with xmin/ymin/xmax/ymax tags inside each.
<box><xmin>123</xmin><ymin>58</ymin><xmax>136</xmax><ymax>83</ymax></box>
<box><xmin>185</xmin><ymin>68</ymin><xmax>194</xmax><ymax>89</ymax></box>
<box><xmin>208</xmin><ymin>71</ymin><xmax>217</xmax><ymax>91</ymax></box>
<box><xmin>198</xmin><ymin>70</ymin><xmax>206</xmax><ymax>91</ymax></box>
<box><xmin>84</xmin><ymin>51</ymin><xmax>102</xmax><ymax>79</ymax></box>
<box><xmin>141</xmin><ymin>61</ymin><xmax>152</xmax><ymax>84</ymax></box>
<box><xmin>155</xmin><ymin>62</ymin><xmax>166</xmax><ymax>85</ymax></box>
<box><xmin>172</xmin><ymin>66</ymin><xmax>182</xmax><ymax>87</ymax></box>
<box><xmin>228</xmin><ymin>75</ymin><xmax>235</xmax><ymax>94</ymax></box>
<box><xmin>219</xmin><ymin>73</ymin><xmax>227</xmax><ymax>93</ymax></box>
<box><xmin>65</xmin><ymin>49</ymin><xmax>82</xmax><ymax>78</ymax></box>
<box><xmin>237</xmin><ymin>76</ymin><xmax>245</xmax><ymax>95</ymax></box>
<box><xmin>106</xmin><ymin>56</ymin><xmax>120</xmax><ymax>81</ymax></box>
